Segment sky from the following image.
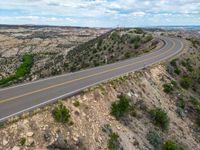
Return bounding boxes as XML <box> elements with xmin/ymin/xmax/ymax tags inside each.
<box><xmin>0</xmin><ymin>0</ymin><xmax>200</xmax><ymax>27</ymax></box>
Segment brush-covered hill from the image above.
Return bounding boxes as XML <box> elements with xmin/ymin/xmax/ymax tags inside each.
<box><xmin>64</xmin><ymin>28</ymin><xmax>159</xmax><ymax>72</ymax></box>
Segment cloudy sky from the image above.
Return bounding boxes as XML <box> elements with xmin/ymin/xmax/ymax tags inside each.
<box><xmin>0</xmin><ymin>0</ymin><xmax>199</xmax><ymax>27</ymax></box>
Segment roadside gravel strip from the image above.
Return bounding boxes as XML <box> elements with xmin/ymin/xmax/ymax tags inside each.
<box><xmin>0</xmin><ymin>37</ymin><xmax>184</xmax><ymax>122</ymax></box>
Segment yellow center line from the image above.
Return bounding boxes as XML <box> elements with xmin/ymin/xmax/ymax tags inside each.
<box><xmin>0</xmin><ymin>39</ymin><xmax>177</xmax><ymax>104</ymax></box>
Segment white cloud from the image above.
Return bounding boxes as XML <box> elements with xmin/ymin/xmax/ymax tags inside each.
<box><xmin>0</xmin><ymin>0</ymin><xmax>199</xmax><ymax>27</ymax></box>
<box><xmin>0</xmin><ymin>16</ymin><xmax>76</xmax><ymax>26</ymax></box>
<box><xmin>131</xmin><ymin>12</ymin><xmax>146</xmax><ymax>17</ymax></box>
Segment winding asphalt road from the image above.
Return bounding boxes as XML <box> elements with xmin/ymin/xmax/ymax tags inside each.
<box><xmin>0</xmin><ymin>37</ymin><xmax>184</xmax><ymax>122</ymax></box>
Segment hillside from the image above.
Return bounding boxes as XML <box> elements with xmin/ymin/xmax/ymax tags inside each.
<box><xmin>65</xmin><ymin>28</ymin><xmax>158</xmax><ymax>72</ymax></box>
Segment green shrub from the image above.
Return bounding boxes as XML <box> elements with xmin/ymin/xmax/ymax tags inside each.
<box><xmin>177</xmin><ymin>98</ymin><xmax>185</xmax><ymax>109</ymax></box>
<box><xmin>97</xmin><ymin>39</ymin><xmax>103</xmax><ymax>48</ymax></box>
<box><xmin>190</xmin><ymin>97</ymin><xmax>200</xmax><ymax>105</ymax></box>
<box><xmin>150</xmin><ymin>108</ymin><xmax>169</xmax><ymax>130</ymax></box>
<box><xmin>146</xmin><ymin>129</ymin><xmax>161</xmax><ymax>148</ymax></box>
<box><xmin>108</xmin><ymin>132</ymin><xmax>120</xmax><ymax>150</ymax></box>
<box><xmin>0</xmin><ymin>122</ymin><xmax>5</xmax><ymax>128</ymax></box>
<box><xmin>164</xmin><ymin>140</ymin><xmax>178</xmax><ymax>150</ymax></box>
<box><xmin>124</xmin><ymin>52</ymin><xmax>131</xmax><ymax>58</ymax></box>
<box><xmin>170</xmin><ymin>59</ymin><xmax>177</xmax><ymax>67</ymax></box>
<box><xmin>192</xmin><ymin>69</ymin><xmax>200</xmax><ymax>83</ymax></box>
<box><xmin>176</xmin><ymin>107</ymin><xmax>184</xmax><ymax>118</ymax></box>
<box><xmin>73</xmin><ymin>100</ymin><xmax>80</xmax><ymax>107</ymax></box>
<box><xmin>181</xmin><ymin>60</ymin><xmax>187</xmax><ymax>67</ymax></box>
<box><xmin>190</xmin><ymin>97</ymin><xmax>200</xmax><ymax>125</ymax></box>
<box><xmin>163</xmin><ymin>140</ymin><xmax>184</xmax><ymax>150</ymax></box>
<box><xmin>180</xmin><ymin>77</ymin><xmax>192</xmax><ymax>89</ymax></box>
<box><xmin>52</xmin><ymin>103</ymin><xmax>70</xmax><ymax>123</ymax></box>
<box><xmin>196</xmin><ymin>116</ymin><xmax>200</xmax><ymax>126</ymax></box>
<box><xmin>134</xmin><ymin>42</ymin><xmax>140</xmax><ymax>49</ymax></box>
<box><xmin>16</xmin><ymin>54</ymin><xmax>33</xmax><ymax>77</ymax></box>
<box><xmin>111</xmin><ymin>95</ymin><xmax>130</xmax><ymax>119</ymax></box>
<box><xmin>134</xmin><ymin>28</ymin><xmax>144</xmax><ymax>34</ymax></box>
<box><xmin>163</xmin><ymin>83</ymin><xmax>173</xmax><ymax>93</ymax></box>
<box><xmin>144</xmin><ymin>34</ymin><xmax>153</xmax><ymax>42</ymax></box>
<box><xmin>189</xmin><ymin>38</ymin><xmax>199</xmax><ymax>46</ymax></box>
<box><xmin>131</xmin><ymin>35</ymin><xmax>141</xmax><ymax>43</ymax></box>
<box><xmin>185</xmin><ymin>59</ymin><xmax>193</xmax><ymax>72</ymax></box>
<box><xmin>20</xmin><ymin>137</ymin><xmax>26</xmax><ymax>146</ymax></box>
<box><xmin>174</xmin><ymin>67</ymin><xmax>181</xmax><ymax>75</ymax></box>
<box><xmin>0</xmin><ymin>54</ymin><xmax>33</xmax><ymax>85</ymax></box>
<box><xmin>171</xmin><ymin>80</ymin><xmax>178</xmax><ymax>87</ymax></box>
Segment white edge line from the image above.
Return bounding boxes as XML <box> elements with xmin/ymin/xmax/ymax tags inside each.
<box><xmin>0</xmin><ymin>39</ymin><xmax>183</xmax><ymax>122</ymax></box>
<box><xmin>0</xmin><ymin>37</ymin><xmax>168</xmax><ymax>92</ymax></box>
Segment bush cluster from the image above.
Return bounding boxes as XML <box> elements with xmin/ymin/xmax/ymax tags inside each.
<box><xmin>163</xmin><ymin>83</ymin><xmax>174</xmax><ymax>93</ymax></box>
<box><xmin>150</xmin><ymin>108</ymin><xmax>169</xmax><ymax>130</ymax></box>
<box><xmin>190</xmin><ymin>97</ymin><xmax>200</xmax><ymax>126</ymax></box>
<box><xmin>108</xmin><ymin>132</ymin><xmax>121</xmax><ymax>150</ymax></box>
<box><xmin>170</xmin><ymin>59</ymin><xmax>182</xmax><ymax>75</ymax></box>
<box><xmin>111</xmin><ymin>95</ymin><xmax>130</xmax><ymax>119</ymax></box>
<box><xmin>20</xmin><ymin>137</ymin><xmax>26</xmax><ymax>146</ymax></box>
<box><xmin>130</xmin><ymin>36</ymin><xmax>141</xmax><ymax>49</ymax></box>
<box><xmin>180</xmin><ymin>77</ymin><xmax>192</xmax><ymax>89</ymax></box>
<box><xmin>134</xmin><ymin>28</ymin><xmax>144</xmax><ymax>34</ymax></box>
<box><xmin>52</xmin><ymin>103</ymin><xmax>70</xmax><ymax>123</ymax></box>
<box><xmin>0</xmin><ymin>54</ymin><xmax>33</xmax><ymax>85</ymax></box>
<box><xmin>73</xmin><ymin>100</ymin><xmax>80</xmax><ymax>107</ymax></box>
<box><xmin>170</xmin><ymin>59</ymin><xmax>177</xmax><ymax>67</ymax></box>
<box><xmin>146</xmin><ymin>129</ymin><xmax>161</xmax><ymax>148</ymax></box>
<box><xmin>164</xmin><ymin>140</ymin><xmax>184</xmax><ymax>150</ymax></box>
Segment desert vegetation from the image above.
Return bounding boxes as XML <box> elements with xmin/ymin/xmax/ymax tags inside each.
<box><xmin>149</xmin><ymin>108</ymin><xmax>169</xmax><ymax>130</ymax></box>
<box><xmin>146</xmin><ymin>129</ymin><xmax>162</xmax><ymax>148</ymax></box>
<box><xmin>0</xmin><ymin>54</ymin><xmax>33</xmax><ymax>86</ymax></box>
<box><xmin>65</xmin><ymin>28</ymin><xmax>157</xmax><ymax>72</ymax></box>
<box><xmin>52</xmin><ymin>103</ymin><xmax>71</xmax><ymax>123</ymax></box>
<box><xmin>165</xmin><ymin>36</ymin><xmax>200</xmax><ymax>136</ymax></box>
<box><xmin>111</xmin><ymin>95</ymin><xmax>130</xmax><ymax>119</ymax></box>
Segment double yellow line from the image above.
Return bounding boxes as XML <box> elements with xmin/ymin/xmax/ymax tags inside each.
<box><xmin>0</xmin><ymin>38</ymin><xmax>177</xmax><ymax>104</ymax></box>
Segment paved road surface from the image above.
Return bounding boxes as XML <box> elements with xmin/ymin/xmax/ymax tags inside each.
<box><xmin>0</xmin><ymin>37</ymin><xmax>184</xmax><ymax>122</ymax></box>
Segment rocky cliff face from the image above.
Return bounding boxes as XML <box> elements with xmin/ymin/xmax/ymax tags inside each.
<box><xmin>0</xmin><ymin>64</ymin><xmax>199</xmax><ymax>150</ymax></box>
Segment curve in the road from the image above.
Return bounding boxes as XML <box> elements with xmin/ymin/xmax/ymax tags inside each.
<box><xmin>0</xmin><ymin>37</ymin><xmax>184</xmax><ymax>122</ymax></box>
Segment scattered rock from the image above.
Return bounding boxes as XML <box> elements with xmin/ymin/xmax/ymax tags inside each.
<box><xmin>73</xmin><ymin>136</ymin><xmax>78</xmax><ymax>142</ymax></box>
<box><xmin>127</xmin><ymin>92</ymin><xmax>132</xmax><ymax>97</ymax></box>
<box><xmin>47</xmin><ymin>134</ymin><xmax>68</xmax><ymax>150</ymax></box>
<box><xmin>27</xmin><ymin>138</ymin><xmax>35</xmax><ymax>147</ymax></box>
<box><xmin>26</xmin><ymin>131</ymin><xmax>34</xmax><ymax>137</ymax></box>
<box><xmin>12</xmin><ymin>146</ymin><xmax>20</xmax><ymax>150</ymax></box>
<box><xmin>3</xmin><ymin>139</ymin><xmax>8</xmax><ymax>145</ymax></box>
